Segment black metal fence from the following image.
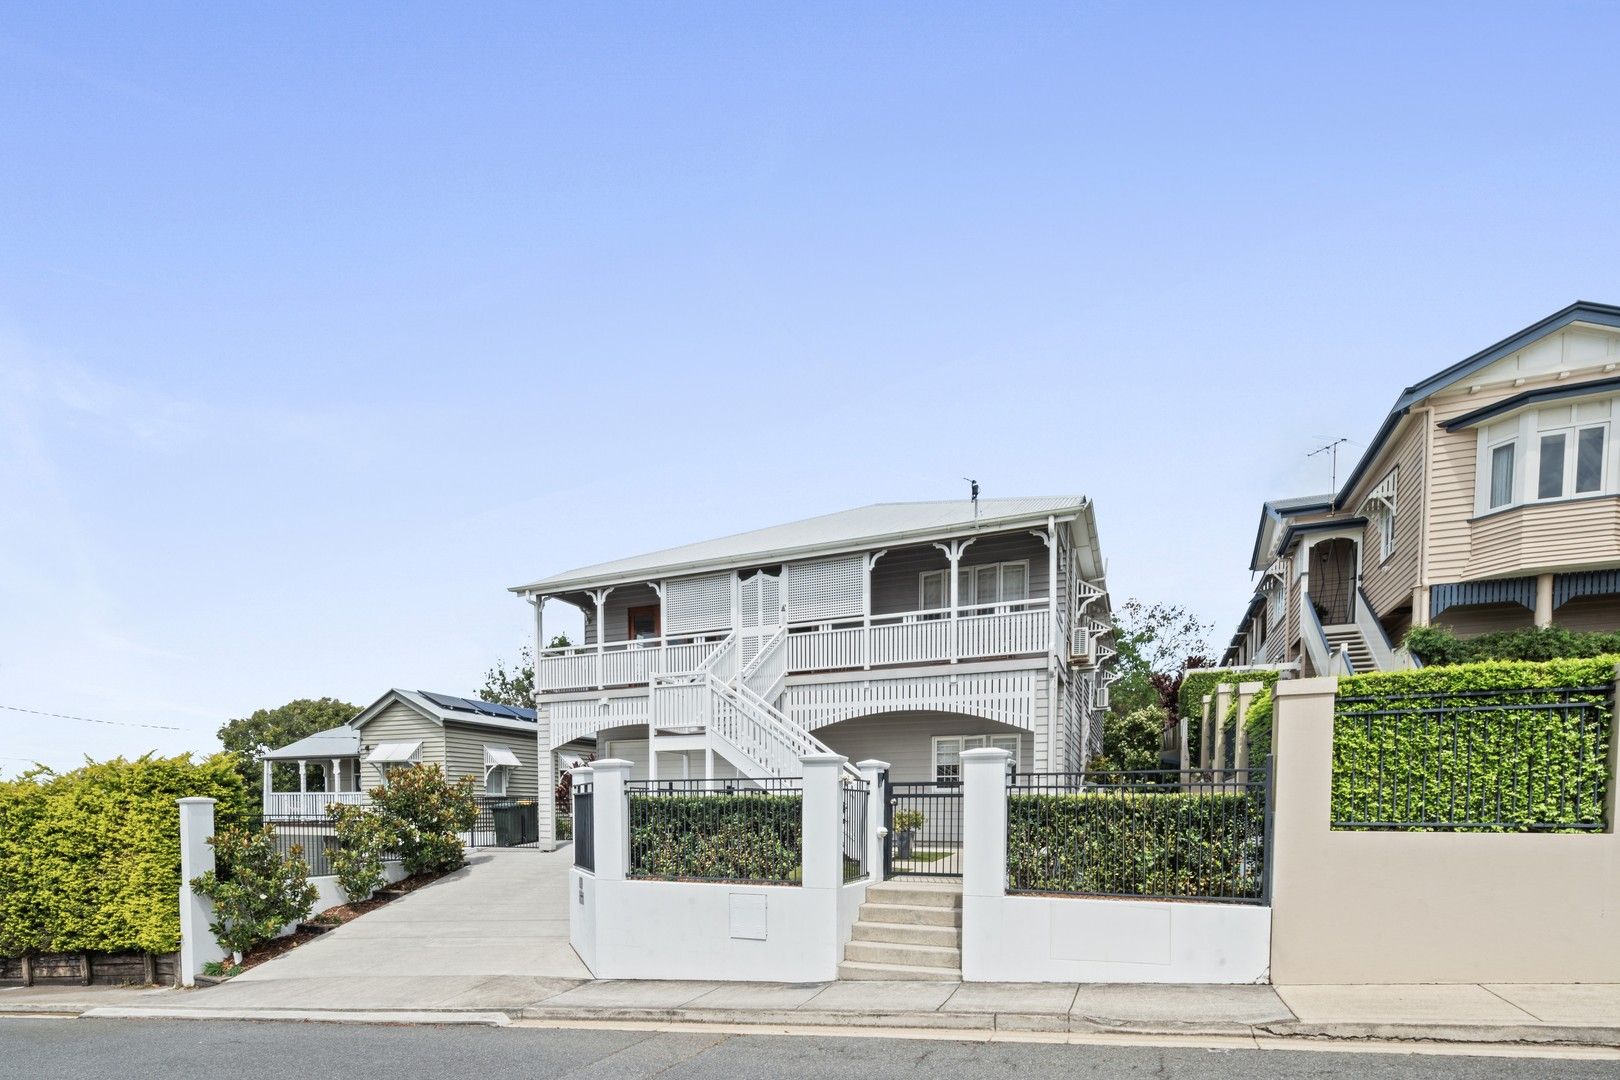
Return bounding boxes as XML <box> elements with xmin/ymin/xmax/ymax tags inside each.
<box><xmin>627</xmin><ymin>777</ymin><xmax>802</xmax><ymax>884</ymax></box>
<box><xmin>842</xmin><ymin>779</ymin><xmax>869</xmax><ymax>883</ymax></box>
<box><xmin>468</xmin><ymin>797</ymin><xmax>540</xmax><ymax>848</ymax></box>
<box><xmin>1006</xmin><ymin>769</ymin><xmax>1270</xmax><ymax>902</ymax></box>
<box><xmin>885</xmin><ymin>782</ymin><xmax>964</xmax><ymax>878</ymax></box>
<box><xmin>1333</xmin><ymin>685</ymin><xmax>1614</xmax><ymax>831</ymax></box>
<box><xmin>573</xmin><ymin>783</ymin><xmax>594</xmax><ymax>871</ymax></box>
<box><xmin>240</xmin><ymin>816</ymin><xmax>399</xmax><ymax>879</ymax></box>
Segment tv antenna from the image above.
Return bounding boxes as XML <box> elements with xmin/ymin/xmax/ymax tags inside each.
<box><xmin>963</xmin><ymin>477</ymin><xmax>980</xmax><ymax>518</ymax></box>
<box><xmin>1307</xmin><ymin>438</ymin><xmax>1350</xmax><ymax>493</ymax></box>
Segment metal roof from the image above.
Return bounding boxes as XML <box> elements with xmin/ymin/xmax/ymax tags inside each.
<box><xmin>513</xmin><ymin>497</ymin><xmax>1094</xmax><ymax>594</ymax></box>
<box><xmin>261</xmin><ymin>725</ymin><xmax>362</xmax><ymax>761</ymax></box>
<box><xmin>351</xmin><ymin>689</ymin><xmax>537</xmax><ymax>735</ymax></box>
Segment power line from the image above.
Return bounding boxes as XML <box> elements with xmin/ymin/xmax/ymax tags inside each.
<box><xmin>0</xmin><ymin>703</ymin><xmax>186</xmax><ymax>732</ymax></box>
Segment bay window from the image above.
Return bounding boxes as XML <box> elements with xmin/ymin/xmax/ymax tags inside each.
<box><xmin>1473</xmin><ymin>396</ymin><xmax>1617</xmax><ymax>514</ymax></box>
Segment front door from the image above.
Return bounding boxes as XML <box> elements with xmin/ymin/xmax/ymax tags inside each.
<box><xmin>627</xmin><ymin>605</ymin><xmax>660</xmax><ymax>641</ymax></box>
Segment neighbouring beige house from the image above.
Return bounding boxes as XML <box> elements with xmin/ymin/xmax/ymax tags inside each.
<box><xmin>260</xmin><ymin>689</ymin><xmax>556</xmax><ymax>818</ymax></box>
<box><xmin>1224</xmin><ymin>300</ymin><xmax>1620</xmax><ymax>673</ymax></box>
<box><xmin>512</xmin><ymin>497</ymin><xmax>1115</xmax><ymax>852</ymax></box>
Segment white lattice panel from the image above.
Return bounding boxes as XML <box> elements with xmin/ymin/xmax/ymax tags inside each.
<box><xmin>547</xmin><ymin>695</ymin><xmax>649</xmax><ymax>748</ymax></box>
<box><xmin>785</xmin><ymin>670</ymin><xmax>1037</xmax><ymax>732</ymax></box>
<box><xmin>666</xmin><ymin>572</ymin><xmax>733</xmax><ymax>634</ymax></box>
<box><xmin>784</xmin><ymin>554</ymin><xmax>864</xmax><ymax>623</ymax></box>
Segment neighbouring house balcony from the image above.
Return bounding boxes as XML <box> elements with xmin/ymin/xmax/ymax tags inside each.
<box><xmin>535</xmin><ymin>598</ymin><xmax>1066</xmax><ymax>693</ymax></box>
<box><xmin>263</xmin><ymin>789</ymin><xmax>369</xmax><ymax>819</ymax></box>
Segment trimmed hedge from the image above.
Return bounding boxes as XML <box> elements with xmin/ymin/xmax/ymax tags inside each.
<box><xmin>0</xmin><ymin>755</ymin><xmax>247</xmax><ymax>957</ymax></box>
<box><xmin>629</xmin><ymin>794</ymin><xmax>802</xmax><ymax>883</ymax></box>
<box><xmin>1405</xmin><ymin>625</ymin><xmax>1620</xmax><ymax>667</ymax></box>
<box><xmin>1007</xmin><ymin>791</ymin><xmax>1266</xmax><ymax>899</ymax></box>
<box><xmin>1333</xmin><ymin>657</ymin><xmax>1616</xmax><ymax>830</ymax></box>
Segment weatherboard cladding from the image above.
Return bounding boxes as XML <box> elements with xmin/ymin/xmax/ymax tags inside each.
<box><xmin>359</xmin><ymin>701</ymin><xmax>443</xmax><ymax>788</ymax></box>
<box><xmin>443</xmin><ymin>721</ymin><xmax>539</xmax><ymax>798</ymax></box>
<box><xmin>515</xmin><ymin>497</ymin><xmax>1086</xmax><ymax>593</ymax></box>
<box><xmin>1357</xmin><ymin>423</ymin><xmax>1424</xmax><ymax>619</ymax></box>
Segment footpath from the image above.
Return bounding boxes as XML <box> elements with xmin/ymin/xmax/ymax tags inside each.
<box><xmin>4</xmin><ymin>978</ymin><xmax>1618</xmax><ymax>1049</ymax></box>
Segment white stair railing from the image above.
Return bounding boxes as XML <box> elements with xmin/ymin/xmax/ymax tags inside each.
<box><xmin>722</xmin><ymin>678</ymin><xmax>864</xmax><ymax>782</ymax></box>
<box><xmin>739</xmin><ymin>625</ymin><xmax>787</xmax><ymax>703</ymax></box>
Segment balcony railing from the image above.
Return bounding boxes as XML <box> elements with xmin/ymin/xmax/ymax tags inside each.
<box><xmin>538</xmin><ymin>601</ymin><xmax>1057</xmax><ymax>694</ymax></box>
<box><xmin>536</xmin><ymin>634</ymin><xmax>726</xmax><ymax>691</ymax></box>
<box><xmin>263</xmin><ymin>790</ymin><xmax>369</xmax><ymax>819</ymax></box>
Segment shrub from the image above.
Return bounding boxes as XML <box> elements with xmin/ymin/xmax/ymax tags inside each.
<box><xmin>367</xmin><ymin>765</ymin><xmax>478</xmax><ymax>876</ymax></box>
<box><xmin>327</xmin><ymin>803</ymin><xmax>392</xmax><ymax>902</ymax></box>
<box><xmin>1333</xmin><ymin>657</ymin><xmax>1616</xmax><ymax>830</ymax></box>
<box><xmin>1405</xmin><ymin>625</ymin><xmax>1620</xmax><ymax>667</ymax></box>
<box><xmin>556</xmin><ymin>814</ymin><xmax>573</xmax><ymax>841</ymax></box>
<box><xmin>0</xmin><ymin>754</ymin><xmax>246</xmax><ymax>957</ymax></box>
<box><xmin>1007</xmin><ymin>790</ymin><xmax>1265</xmax><ymax>898</ymax></box>
<box><xmin>629</xmin><ymin>794</ymin><xmax>801</xmax><ymax>882</ymax></box>
<box><xmin>891</xmin><ymin>808</ymin><xmax>925</xmax><ymax>833</ymax></box>
<box><xmin>1087</xmin><ymin>706</ymin><xmax>1167</xmax><ymax>773</ymax></box>
<box><xmin>190</xmin><ymin>824</ymin><xmax>318</xmax><ymax>959</ymax></box>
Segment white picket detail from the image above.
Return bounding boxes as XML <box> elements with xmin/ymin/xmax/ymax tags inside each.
<box><xmin>263</xmin><ymin>791</ymin><xmax>368</xmax><ymax>818</ymax></box>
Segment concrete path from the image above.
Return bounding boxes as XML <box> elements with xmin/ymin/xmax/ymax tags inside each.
<box><xmin>188</xmin><ymin>845</ymin><xmax>589</xmax><ymax>1010</ymax></box>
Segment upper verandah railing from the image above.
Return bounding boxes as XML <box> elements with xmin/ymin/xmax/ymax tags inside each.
<box><xmin>537</xmin><ymin>598</ymin><xmax>1062</xmax><ymax>692</ymax></box>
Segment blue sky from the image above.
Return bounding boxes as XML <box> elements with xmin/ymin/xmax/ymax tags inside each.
<box><xmin>3</xmin><ymin>2</ymin><xmax>1618</xmax><ymax>775</ymax></box>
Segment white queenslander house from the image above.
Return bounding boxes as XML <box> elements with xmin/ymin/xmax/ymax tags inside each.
<box><xmin>511</xmin><ymin>497</ymin><xmax>1115</xmax><ymax>849</ymax></box>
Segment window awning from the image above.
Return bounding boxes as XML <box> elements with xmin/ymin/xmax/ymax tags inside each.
<box><xmin>1360</xmin><ymin>468</ymin><xmax>1398</xmax><ymax>515</ymax></box>
<box><xmin>365</xmin><ymin>741</ymin><xmax>422</xmax><ymax>764</ymax></box>
<box><xmin>483</xmin><ymin>745</ymin><xmax>521</xmax><ymax>769</ymax></box>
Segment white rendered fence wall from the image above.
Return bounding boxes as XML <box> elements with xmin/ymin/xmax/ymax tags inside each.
<box><xmin>569</xmin><ymin>755</ymin><xmax>871</xmax><ymax>982</ymax></box>
<box><xmin>958</xmin><ymin>749</ymin><xmax>1272</xmax><ymax>984</ymax></box>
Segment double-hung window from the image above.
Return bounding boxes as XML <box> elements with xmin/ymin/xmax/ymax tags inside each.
<box><xmin>1474</xmin><ymin>397</ymin><xmax>1616</xmax><ymax>514</ymax></box>
<box><xmin>933</xmin><ymin>734</ymin><xmax>1020</xmax><ymax>783</ymax></box>
<box><xmin>1489</xmin><ymin>436</ymin><xmax>1517</xmax><ymax>509</ymax></box>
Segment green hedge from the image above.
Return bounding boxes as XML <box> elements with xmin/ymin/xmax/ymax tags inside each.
<box><xmin>1333</xmin><ymin>657</ymin><xmax>1616</xmax><ymax>830</ymax></box>
<box><xmin>1007</xmin><ymin>791</ymin><xmax>1265</xmax><ymax>899</ymax></box>
<box><xmin>1244</xmin><ymin>687</ymin><xmax>1275</xmax><ymax>766</ymax></box>
<box><xmin>1405</xmin><ymin>625</ymin><xmax>1620</xmax><ymax>666</ymax></box>
<box><xmin>0</xmin><ymin>755</ymin><xmax>247</xmax><ymax>957</ymax></box>
<box><xmin>629</xmin><ymin>794</ymin><xmax>802</xmax><ymax>883</ymax></box>
<box><xmin>1178</xmin><ymin>668</ymin><xmax>1282</xmax><ymax>764</ymax></box>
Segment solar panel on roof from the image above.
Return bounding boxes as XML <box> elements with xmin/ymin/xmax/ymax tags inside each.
<box><xmin>419</xmin><ymin>690</ymin><xmax>475</xmax><ymax>714</ymax></box>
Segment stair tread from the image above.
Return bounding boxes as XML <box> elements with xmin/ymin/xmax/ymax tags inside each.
<box><xmin>837</xmin><ymin>960</ymin><xmax>961</xmax><ymax>981</ymax></box>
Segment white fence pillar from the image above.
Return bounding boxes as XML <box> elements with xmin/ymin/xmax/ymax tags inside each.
<box><xmin>856</xmin><ymin>759</ymin><xmax>888</xmax><ymax>882</ymax></box>
<box><xmin>961</xmin><ymin>748</ymin><xmax>1009</xmax><ymax>901</ymax></box>
<box><xmin>1235</xmin><ymin>680</ymin><xmax>1261</xmax><ymax>773</ymax></box>
<box><xmin>177</xmin><ymin>797</ymin><xmax>226</xmax><ymax>986</ymax></box>
<box><xmin>800</xmin><ymin>753</ymin><xmax>846</xmax><ymax>890</ymax></box>
<box><xmin>591</xmin><ymin>758</ymin><xmax>632</xmax><ymax>882</ymax></box>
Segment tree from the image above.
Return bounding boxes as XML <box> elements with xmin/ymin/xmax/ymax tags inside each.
<box><xmin>217</xmin><ymin>698</ymin><xmax>359</xmax><ymax>809</ymax></box>
<box><xmin>190</xmin><ymin>823</ymin><xmax>318</xmax><ymax>961</ymax></box>
<box><xmin>1106</xmin><ymin>600</ymin><xmax>1212</xmax><ymax>717</ymax></box>
<box><xmin>1092</xmin><ymin>600</ymin><xmax>1212</xmax><ymax>771</ymax></box>
<box><xmin>479</xmin><ymin>635</ymin><xmax>572</xmax><ymax>707</ymax></box>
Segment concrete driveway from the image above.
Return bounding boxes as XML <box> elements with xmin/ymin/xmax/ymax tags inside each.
<box><xmin>191</xmin><ymin>845</ymin><xmax>588</xmax><ymax>1011</ymax></box>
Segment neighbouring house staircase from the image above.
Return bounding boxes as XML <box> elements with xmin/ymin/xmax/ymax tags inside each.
<box><xmin>838</xmin><ymin>880</ymin><xmax>963</xmax><ymax>981</ymax></box>
<box><xmin>650</xmin><ymin>627</ymin><xmax>861</xmax><ymax>782</ymax></box>
<box><xmin>1321</xmin><ymin>624</ymin><xmax>1377</xmax><ymax>674</ymax></box>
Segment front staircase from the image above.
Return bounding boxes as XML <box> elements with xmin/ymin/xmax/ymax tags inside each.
<box><xmin>838</xmin><ymin>880</ymin><xmax>962</xmax><ymax>981</ymax></box>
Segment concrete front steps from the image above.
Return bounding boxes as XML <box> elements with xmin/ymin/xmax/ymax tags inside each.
<box><xmin>838</xmin><ymin>880</ymin><xmax>962</xmax><ymax>981</ymax></box>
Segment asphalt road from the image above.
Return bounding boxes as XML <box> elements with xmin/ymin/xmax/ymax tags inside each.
<box><xmin>3</xmin><ymin>1018</ymin><xmax>1616</xmax><ymax>1079</ymax></box>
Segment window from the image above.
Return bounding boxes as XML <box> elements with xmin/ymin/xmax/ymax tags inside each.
<box><xmin>1363</xmin><ymin>467</ymin><xmax>1399</xmax><ymax>562</ymax></box>
<box><xmin>485</xmin><ymin>765</ymin><xmax>508</xmax><ymax>796</ymax></box>
<box><xmin>933</xmin><ymin>734</ymin><xmax>1020</xmax><ymax>783</ymax></box>
<box><xmin>1474</xmin><ymin>398</ymin><xmax>1616</xmax><ymax>514</ymax></box>
<box><xmin>920</xmin><ymin>560</ymin><xmax>1030</xmax><ymax>612</ymax></box>
<box><xmin>627</xmin><ymin>605</ymin><xmax>659</xmax><ymax>641</ymax></box>
<box><xmin>1489</xmin><ymin>441</ymin><xmax>1516</xmax><ymax>508</ymax></box>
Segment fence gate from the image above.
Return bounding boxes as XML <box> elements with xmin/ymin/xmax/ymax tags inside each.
<box><xmin>884</xmin><ymin>781</ymin><xmax>963</xmax><ymax>878</ymax></box>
